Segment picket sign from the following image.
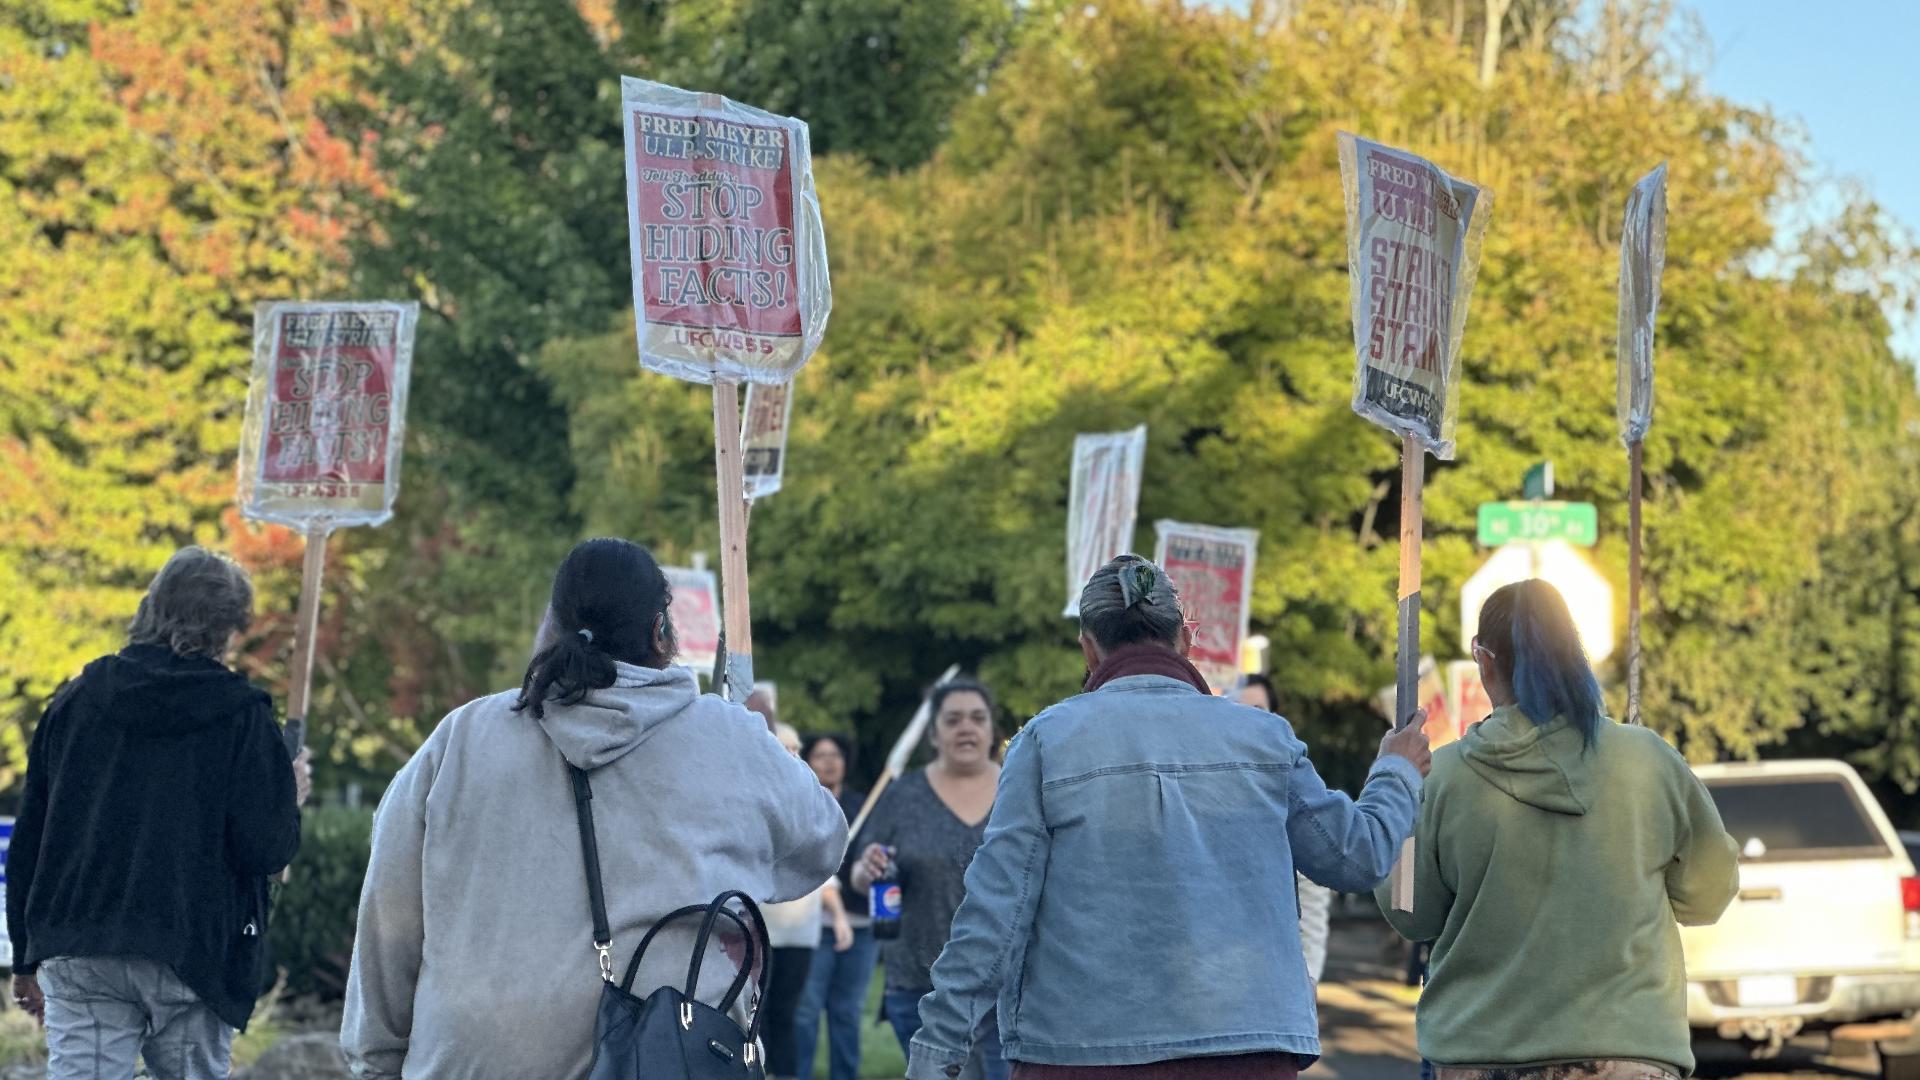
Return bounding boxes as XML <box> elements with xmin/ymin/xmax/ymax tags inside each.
<box><xmin>621</xmin><ymin>79</ymin><xmax>831</xmax><ymax>701</ymax></box>
<box><xmin>1338</xmin><ymin>133</ymin><xmax>1491</xmax><ymax>912</ymax></box>
<box><xmin>1618</xmin><ymin>164</ymin><xmax>1667</xmax><ymax>725</ymax></box>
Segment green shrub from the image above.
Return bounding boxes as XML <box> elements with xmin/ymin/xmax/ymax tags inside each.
<box><xmin>271</xmin><ymin>804</ymin><xmax>374</xmax><ymax>1000</ymax></box>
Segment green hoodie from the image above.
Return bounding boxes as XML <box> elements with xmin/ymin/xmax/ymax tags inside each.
<box><xmin>1376</xmin><ymin>706</ymin><xmax>1739</xmax><ymax>1075</ymax></box>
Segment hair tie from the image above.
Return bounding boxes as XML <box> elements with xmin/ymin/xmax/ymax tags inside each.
<box><xmin>1117</xmin><ymin>563</ymin><xmax>1159</xmax><ymax>610</ymax></box>
<box><xmin>577</xmin><ymin>628</ymin><xmax>594</xmax><ymax>644</ymax></box>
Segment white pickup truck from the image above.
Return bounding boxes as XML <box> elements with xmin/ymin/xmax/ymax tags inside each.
<box><xmin>1683</xmin><ymin>761</ymin><xmax>1920</xmax><ymax>1079</ymax></box>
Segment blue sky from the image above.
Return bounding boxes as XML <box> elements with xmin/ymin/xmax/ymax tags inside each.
<box><xmin>1689</xmin><ymin>0</ymin><xmax>1917</xmax><ymax>244</ymax></box>
<box><xmin>1689</xmin><ymin>0</ymin><xmax>1918</xmax><ymax>357</ymax></box>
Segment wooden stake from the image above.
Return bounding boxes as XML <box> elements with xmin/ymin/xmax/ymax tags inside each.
<box><xmin>279</xmin><ymin>529</ymin><xmax>327</xmax><ymax>883</ymax></box>
<box><xmin>1388</xmin><ymin>432</ymin><xmax>1425</xmax><ymax>913</ymax></box>
<box><xmin>1627</xmin><ymin>438</ymin><xmax>1644</xmax><ymax>725</ymax></box>
<box><xmin>845</xmin><ymin>772</ymin><xmax>897</xmax><ymax>846</ymax></box>
<box><xmin>713</xmin><ymin>380</ymin><xmax>753</xmax><ymax>701</ymax></box>
<box><xmin>285</xmin><ymin>530</ymin><xmax>329</xmax><ymax>747</ymax></box>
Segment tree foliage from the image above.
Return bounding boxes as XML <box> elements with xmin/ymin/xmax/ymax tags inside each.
<box><xmin>6</xmin><ymin>0</ymin><xmax>1920</xmax><ymax>821</ymax></box>
<box><xmin>532</xmin><ymin>0</ymin><xmax>1920</xmax><ymax>801</ymax></box>
<box><xmin>0</xmin><ymin>0</ymin><xmax>392</xmax><ymax>784</ymax></box>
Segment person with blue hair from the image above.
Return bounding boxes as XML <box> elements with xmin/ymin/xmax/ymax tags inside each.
<box><xmin>1378</xmin><ymin>579</ymin><xmax>1740</xmax><ymax>1080</ymax></box>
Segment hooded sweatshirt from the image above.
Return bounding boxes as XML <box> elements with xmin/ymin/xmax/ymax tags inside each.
<box><xmin>6</xmin><ymin>644</ymin><xmax>300</xmax><ymax>1030</ymax></box>
<box><xmin>340</xmin><ymin>663</ymin><xmax>848</xmax><ymax>1080</ymax></box>
<box><xmin>1375</xmin><ymin>706</ymin><xmax>1738</xmax><ymax>1075</ymax></box>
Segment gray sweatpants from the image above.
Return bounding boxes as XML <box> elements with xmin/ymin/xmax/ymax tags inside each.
<box><xmin>40</xmin><ymin>956</ymin><xmax>233</xmax><ymax>1080</ymax></box>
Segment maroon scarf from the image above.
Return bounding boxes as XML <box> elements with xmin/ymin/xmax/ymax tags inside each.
<box><xmin>1084</xmin><ymin>642</ymin><xmax>1212</xmax><ymax>695</ymax></box>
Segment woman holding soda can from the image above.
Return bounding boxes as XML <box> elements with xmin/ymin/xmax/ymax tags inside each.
<box><xmin>850</xmin><ymin>677</ymin><xmax>1010</xmax><ymax>1080</ymax></box>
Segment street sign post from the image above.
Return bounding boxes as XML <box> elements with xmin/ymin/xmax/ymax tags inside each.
<box><xmin>1476</xmin><ymin>501</ymin><xmax>1598</xmax><ymax>547</ymax></box>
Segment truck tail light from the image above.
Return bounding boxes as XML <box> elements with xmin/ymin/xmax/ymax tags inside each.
<box><xmin>1904</xmin><ymin>877</ymin><xmax>1920</xmax><ymax>939</ymax></box>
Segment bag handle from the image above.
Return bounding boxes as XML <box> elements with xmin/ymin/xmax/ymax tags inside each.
<box><xmin>570</xmin><ymin>766</ymin><xmax>614</xmax><ymax>982</ymax></box>
<box><xmin>618</xmin><ymin>904</ymin><xmax>751</xmax><ymax>994</ymax></box>
<box><xmin>687</xmin><ymin>890</ymin><xmax>771</xmax><ymax>1021</ymax></box>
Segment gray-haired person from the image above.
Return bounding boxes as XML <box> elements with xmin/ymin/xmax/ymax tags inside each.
<box><xmin>905</xmin><ymin>555</ymin><xmax>1430</xmax><ymax>1080</ymax></box>
<box><xmin>7</xmin><ymin>546</ymin><xmax>310</xmax><ymax>1080</ymax></box>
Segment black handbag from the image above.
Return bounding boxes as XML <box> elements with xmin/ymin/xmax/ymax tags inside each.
<box><xmin>568</xmin><ymin>765</ymin><xmax>770</xmax><ymax>1080</ymax></box>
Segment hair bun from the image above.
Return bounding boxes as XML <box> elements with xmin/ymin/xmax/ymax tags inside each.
<box><xmin>1118</xmin><ymin>563</ymin><xmax>1159</xmax><ymax>609</ymax></box>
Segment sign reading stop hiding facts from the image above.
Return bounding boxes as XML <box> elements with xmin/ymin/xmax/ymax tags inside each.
<box><xmin>622</xmin><ymin>78</ymin><xmax>831</xmax><ymax>386</ymax></box>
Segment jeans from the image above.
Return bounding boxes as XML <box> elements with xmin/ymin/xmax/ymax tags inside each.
<box><xmin>40</xmin><ymin>956</ymin><xmax>233</xmax><ymax>1080</ymax></box>
<box><xmin>792</xmin><ymin>925</ymin><xmax>879</xmax><ymax>1080</ymax></box>
<box><xmin>885</xmin><ymin>986</ymin><xmax>1009</xmax><ymax>1080</ymax></box>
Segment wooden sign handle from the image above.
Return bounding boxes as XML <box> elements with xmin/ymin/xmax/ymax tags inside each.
<box><xmin>1388</xmin><ymin>432</ymin><xmax>1425</xmax><ymax>913</ymax></box>
<box><xmin>713</xmin><ymin>380</ymin><xmax>753</xmax><ymax>700</ymax></box>
<box><xmin>1627</xmin><ymin>439</ymin><xmax>1644</xmax><ymax>725</ymax></box>
<box><xmin>285</xmin><ymin>530</ymin><xmax>329</xmax><ymax>740</ymax></box>
<box><xmin>279</xmin><ymin>528</ymin><xmax>329</xmax><ymax>883</ymax></box>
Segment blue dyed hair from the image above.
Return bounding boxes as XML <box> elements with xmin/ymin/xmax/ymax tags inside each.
<box><xmin>1477</xmin><ymin>579</ymin><xmax>1603</xmax><ymax>746</ymax></box>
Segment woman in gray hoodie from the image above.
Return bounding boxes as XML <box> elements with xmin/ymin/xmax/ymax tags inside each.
<box><xmin>342</xmin><ymin>538</ymin><xmax>848</xmax><ymax>1080</ymax></box>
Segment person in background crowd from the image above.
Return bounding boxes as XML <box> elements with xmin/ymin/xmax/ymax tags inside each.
<box><xmin>1378</xmin><ymin>579</ymin><xmax>1739</xmax><ymax>1080</ymax></box>
<box><xmin>342</xmin><ymin>538</ymin><xmax>847</xmax><ymax>1079</ymax></box>
<box><xmin>7</xmin><ymin>546</ymin><xmax>310</xmax><ymax>1080</ymax></box>
<box><xmin>1237</xmin><ymin>674</ymin><xmax>1332</xmax><ymax>987</ymax></box>
<box><xmin>764</xmin><ymin>722</ymin><xmax>856</xmax><ymax>1080</ymax></box>
<box><xmin>906</xmin><ymin>555</ymin><xmax>1429</xmax><ymax>1080</ymax></box>
<box><xmin>793</xmin><ymin>733</ymin><xmax>877</xmax><ymax>1080</ymax></box>
<box><xmin>851</xmin><ymin>677</ymin><xmax>1010</xmax><ymax>1080</ymax></box>
<box><xmin>749</xmin><ymin>688</ymin><xmax>779</xmax><ymax>734</ymax></box>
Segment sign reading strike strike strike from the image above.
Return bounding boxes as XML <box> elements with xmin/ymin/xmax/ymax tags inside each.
<box><xmin>621</xmin><ymin>78</ymin><xmax>831</xmax><ymax>386</ymax></box>
<box><xmin>1339</xmin><ymin>133</ymin><xmax>1490</xmax><ymax>459</ymax></box>
<box><xmin>238</xmin><ymin>301</ymin><xmax>418</xmax><ymax>530</ymax></box>
<box><xmin>1153</xmin><ymin>521</ymin><xmax>1259</xmax><ymax>696</ymax></box>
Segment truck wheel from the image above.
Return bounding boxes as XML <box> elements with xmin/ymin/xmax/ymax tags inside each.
<box><xmin>1882</xmin><ymin>1050</ymin><xmax>1920</xmax><ymax>1080</ymax></box>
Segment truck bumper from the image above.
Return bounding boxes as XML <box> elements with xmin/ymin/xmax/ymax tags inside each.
<box><xmin>1689</xmin><ymin>974</ymin><xmax>1920</xmax><ymax>1032</ymax></box>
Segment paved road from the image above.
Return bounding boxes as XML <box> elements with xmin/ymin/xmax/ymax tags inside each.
<box><xmin>1316</xmin><ymin>921</ymin><xmax>1881</xmax><ymax>1080</ymax></box>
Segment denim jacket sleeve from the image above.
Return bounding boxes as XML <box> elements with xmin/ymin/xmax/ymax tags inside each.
<box><xmin>906</xmin><ymin>728</ymin><xmax>1050</xmax><ymax>1080</ymax></box>
<box><xmin>1287</xmin><ymin>746</ymin><xmax>1423</xmax><ymax>895</ymax></box>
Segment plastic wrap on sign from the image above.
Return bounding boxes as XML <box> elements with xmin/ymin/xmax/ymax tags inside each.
<box><xmin>1152</xmin><ymin>520</ymin><xmax>1259</xmax><ymax>696</ymax></box>
<box><xmin>742</xmin><ymin>379</ymin><xmax>796</xmax><ymax>501</ymax></box>
<box><xmin>1339</xmin><ymin>133</ymin><xmax>1491</xmax><ymax>460</ymax></box>
<box><xmin>1617</xmin><ymin>163</ymin><xmax>1667</xmax><ymax>447</ymax></box>
<box><xmin>1063</xmin><ymin>426</ymin><xmax>1147</xmax><ymax>618</ymax></box>
<box><xmin>621</xmin><ymin>78</ymin><xmax>831</xmax><ymax>386</ymax></box>
<box><xmin>237</xmin><ymin>301</ymin><xmax>419</xmax><ymax>531</ymax></box>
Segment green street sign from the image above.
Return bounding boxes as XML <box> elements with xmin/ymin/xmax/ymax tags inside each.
<box><xmin>1477</xmin><ymin>501</ymin><xmax>1598</xmax><ymax>547</ymax></box>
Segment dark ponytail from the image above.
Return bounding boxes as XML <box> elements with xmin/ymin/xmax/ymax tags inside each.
<box><xmin>1476</xmin><ymin>579</ymin><xmax>1603</xmax><ymax>746</ymax></box>
<box><xmin>514</xmin><ymin>538</ymin><xmax>677</xmax><ymax>719</ymax></box>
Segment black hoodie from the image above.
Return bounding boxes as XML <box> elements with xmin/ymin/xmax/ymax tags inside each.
<box><xmin>6</xmin><ymin>644</ymin><xmax>300</xmax><ymax>1030</ymax></box>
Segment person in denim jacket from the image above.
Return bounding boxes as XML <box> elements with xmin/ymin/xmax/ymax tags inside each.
<box><xmin>906</xmin><ymin>555</ymin><xmax>1431</xmax><ymax>1080</ymax></box>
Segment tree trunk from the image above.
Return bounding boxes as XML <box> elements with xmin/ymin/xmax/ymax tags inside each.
<box><xmin>1480</xmin><ymin>0</ymin><xmax>1513</xmax><ymax>86</ymax></box>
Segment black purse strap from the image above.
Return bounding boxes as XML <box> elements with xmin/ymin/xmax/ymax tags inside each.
<box><xmin>570</xmin><ymin>766</ymin><xmax>614</xmax><ymax>981</ymax></box>
<box><xmin>689</xmin><ymin>889</ymin><xmax>773</xmax><ymax>1046</ymax></box>
<box><xmin>570</xmin><ymin>764</ymin><xmax>770</xmax><ymax>1020</ymax></box>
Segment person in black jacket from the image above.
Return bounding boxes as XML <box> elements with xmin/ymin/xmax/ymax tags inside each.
<box><xmin>6</xmin><ymin>546</ymin><xmax>308</xmax><ymax>1080</ymax></box>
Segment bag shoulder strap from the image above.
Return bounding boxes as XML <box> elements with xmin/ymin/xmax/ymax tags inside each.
<box><xmin>570</xmin><ymin>765</ymin><xmax>614</xmax><ymax>981</ymax></box>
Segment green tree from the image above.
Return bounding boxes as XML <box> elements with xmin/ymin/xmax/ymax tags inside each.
<box><xmin>0</xmin><ymin>0</ymin><xmax>393</xmax><ymax>784</ymax></box>
<box><xmin>621</xmin><ymin>0</ymin><xmax>1026</xmax><ymax>172</ymax></box>
<box><xmin>533</xmin><ymin>0</ymin><xmax>1920</xmax><ymax>796</ymax></box>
